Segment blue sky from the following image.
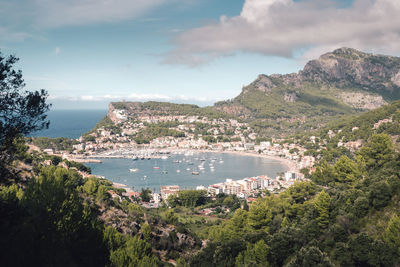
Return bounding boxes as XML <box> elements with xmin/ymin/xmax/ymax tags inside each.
<box><xmin>1</xmin><ymin>0</ymin><xmax>399</xmax><ymax>109</ymax></box>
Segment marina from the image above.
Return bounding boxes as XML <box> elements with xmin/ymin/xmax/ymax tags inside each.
<box><xmin>87</xmin><ymin>151</ymin><xmax>288</xmax><ymax>192</ymax></box>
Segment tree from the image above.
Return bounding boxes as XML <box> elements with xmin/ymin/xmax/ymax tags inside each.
<box><xmin>0</xmin><ymin>52</ymin><xmax>50</xmax><ymax>180</ymax></box>
<box><xmin>0</xmin><ymin>166</ymin><xmax>108</xmax><ymax>266</ymax></box>
<box><xmin>353</xmin><ymin>196</ymin><xmax>369</xmax><ymax>217</ymax></box>
<box><xmin>163</xmin><ymin>209</ymin><xmax>178</xmax><ymax>225</ymax></box>
<box><xmin>287</xmin><ymin>246</ymin><xmax>333</xmax><ymax>267</ymax></box>
<box><xmin>314</xmin><ymin>190</ymin><xmax>331</xmax><ymax>229</ymax></box>
<box><xmin>235</xmin><ymin>240</ymin><xmax>269</xmax><ymax>266</ymax></box>
<box><xmin>369</xmin><ymin>180</ymin><xmax>392</xmax><ymax>209</ymax></box>
<box><xmin>384</xmin><ymin>215</ymin><xmax>400</xmax><ymax>255</ymax></box>
<box><xmin>333</xmin><ymin>156</ymin><xmax>362</xmax><ymax>184</ymax></box>
<box><xmin>359</xmin><ymin>133</ymin><xmax>394</xmax><ymax>171</ymax></box>
<box><xmin>311</xmin><ymin>161</ymin><xmax>336</xmax><ymax>185</ymax></box>
<box><xmin>140</xmin><ymin>188</ymin><xmax>151</xmax><ymax>202</ymax></box>
<box><xmin>141</xmin><ymin>223</ymin><xmax>152</xmax><ymax>242</ymax></box>
<box><xmin>110</xmin><ymin>236</ymin><xmax>159</xmax><ymax>266</ymax></box>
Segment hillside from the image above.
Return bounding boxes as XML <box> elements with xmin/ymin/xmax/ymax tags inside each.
<box><xmin>186</xmin><ymin>102</ymin><xmax>400</xmax><ymax>267</ymax></box>
<box><xmin>290</xmin><ymin>100</ymin><xmax>400</xmax><ymax>164</ymax></box>
<box><xmin>214</xmin><ymin>48</ymin><xmax>400</xmax><ymax>136</ymax></box>
<box><xmin>108</xmin><ymin>101</ymin><xmax>231</xmax><ymax>124</ymax></box>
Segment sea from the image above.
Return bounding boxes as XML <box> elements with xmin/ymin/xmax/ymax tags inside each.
<box><xmin>31</xmin><ymin>109</ymin><xmax>107</xmax><ymax>139</ymax></box>
<box><xmin>33</xmin><ymin>109</ymin><xmax>288</xmax><ymax>191</ymax></box>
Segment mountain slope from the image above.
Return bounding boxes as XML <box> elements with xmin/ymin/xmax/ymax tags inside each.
<box><xmin>214</xmin><ymin>48</ymin><xmax>400</xmax><ymax>136</ymax></box>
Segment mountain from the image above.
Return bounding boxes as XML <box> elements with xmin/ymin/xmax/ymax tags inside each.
<box><xmin>104</xmin><ymin>48</ymin><xmax>400</xmax><ymax>138</ymax></box>
<box><xmin>214</xmin><ymin>48</ymin><xmax>400</xmax><ymax>136</ymax></box>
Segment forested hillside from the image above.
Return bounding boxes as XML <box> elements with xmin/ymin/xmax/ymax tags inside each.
<box><xmin>188</xmin><ymin>136</ymin><xmax>400</xmax><ymax>266</ymax></box>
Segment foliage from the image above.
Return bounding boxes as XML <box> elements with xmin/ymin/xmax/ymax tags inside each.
<box><xmin>0</xmin><ymin>167</ymin><xmax>108</xmax><ymax>266</ymax></box>
<box><xmin>30</xmin><ymin>136</ymin><xmax>79</xmax><ymax>151</ymax></box>
<box><xmin>134</xmin><ymin>125</ymin><xmax>185</xmax><ymax>144</ymax></box>
<box><xmin>140</xmin><ymin>188</ymin><xmax>151</xmax><ymax>202</ymax></box>
<box><xmin>0</xmin><ymin>52</ymin><xmax>50</xmax><ymax>181</ymax></box>
<box><xmin>383</xmin><ymin>215</ymin><xmax>400</xmax><ymax>255</ymax></box>
<box><xmin>313</xmin><ymin>190</ymin><xmax>331</xmax><ymax>229</ymax></box>
<box><xmin>235</xmin><ymin>240</ymin><xmax>269</xmax><ymax>267</ymax></box>
<box><xmin>65</xmin><ymin>159</ymin><xmax>92</xmax><ymax>173</ymax></box>
<box><xmin>109</xmin><ymin>236</ymin><xmax>159</xmax><ymax>267</ymax></box>
<box><xmin>190</xmin><ymin>131</ymin><xmax>400</xmax><ymax>266</ymax></box>
<box><xmin>168</xmin><ymin>190</ymin><xmax>208</xmax><ymax>208</ymax></box>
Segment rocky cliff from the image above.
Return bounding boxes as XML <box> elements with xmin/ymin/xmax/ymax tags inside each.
<box><xmin>212</xmin><ymin>48</ymin><xmax>400</xmax><ymax>136</ymax></box>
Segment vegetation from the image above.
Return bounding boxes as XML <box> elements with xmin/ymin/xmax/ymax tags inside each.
<box><xmin>190</xmin><ymin>133</ymin><xmax>400</xmax><ymax>266</ymax></box>
<box><xmin>134</xmin><ymin>124</ymin><xmax>185</xmax><ymax>144</ymax></box>
<box><xmin>111</xmin><ymin>101</ymin><xmax>232</xmax><ymax>120</ymax></box>
<box><xmin>0</xmin><ymin>52</ymin><xmax>50</xmax><ymax>182</ymax></box>
<box><xmin>83</xmin><ymin>115</ymin><xmax>121</xmax><ymax>140</ymax></box>
<box><xmin>168</xmin><ymin>190</ymin><xmax>208</xmax><ymax>208</ymax></box>
<box><xmin>29</xmin><ymin>136</ymin><xmax>79</xmax><ymax>151</ymax></box>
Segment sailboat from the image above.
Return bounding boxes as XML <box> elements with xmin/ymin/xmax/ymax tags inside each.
<box><xmin>153</xmin><ymin>160</ymin><xmax>160</xmax><ymax>169</ymax></box>
<box><xmin>192</xmin><ymin>166</ymin><xmax>199</xmax><ymax>175</ymax></box>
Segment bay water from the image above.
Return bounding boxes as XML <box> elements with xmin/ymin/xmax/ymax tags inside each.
<box><xmin>33</xmin><ymin>110</ymin><xmax>288</xmax><ymax>191</ymax></box>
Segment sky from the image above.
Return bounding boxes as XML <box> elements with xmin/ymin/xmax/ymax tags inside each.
<box><xmin>1</xmin><ymin>0</ymin><xmax>400</xmax><ymax>109</ymax></box>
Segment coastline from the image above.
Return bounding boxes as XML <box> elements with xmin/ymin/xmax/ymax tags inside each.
<box><xmin>82</xmin><ymin>147</ymin><xmax>298</xmax><ymax>174</ymax></box>
<box><xmin>191</xmin><ymin>149</ymin><xmax>298</xmax><ymax>173</ymax></box>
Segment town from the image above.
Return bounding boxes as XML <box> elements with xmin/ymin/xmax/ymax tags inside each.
<box><xmin>29</xmin><ymin>104</ymin><xmax>323</xmax><ymax>206</ymax></box>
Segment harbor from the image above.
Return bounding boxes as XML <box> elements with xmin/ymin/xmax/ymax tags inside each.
<box><xmin>86</xmin><ymin>151</ymin><xmax>289</xmax><ymax>193</ymax></box>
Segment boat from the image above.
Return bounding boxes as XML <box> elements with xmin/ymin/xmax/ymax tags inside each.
<box><xmin>162</xmin><ymin>170</ymin><xmax>168</xmax><ymax>174</ymax></box>
<box><xmin>176</xmin><ymin>169</ymin><xmax>181</xmax><ymax>173</ymax></box>
<box><xmin>186</xmin><ymin>167</ymin><xmax>191</xmax><ymax>171</ymax></box>
<box><xmin>161</xmin><ymin>155</ymin><xmax>168</xmax><ymax>160</ymax></box>
<box><xmin>132</xmin><ymin>156</ymin><xmax>138</xmax><ymax>161</ymax></box>
<box><xmin>200</xmin><ymin>158</ymin><xmax>206</xmax><ymax>161</ymax></box>
<box><xmin>153</xmin><ymin>160</ymin><xmax>160</xmax><ymax>169</ymax></box>
<box><xmin>192</xmin><ymin>166</ymin><xmax>200</xmax><ymax>175</ymax></box>
<box><xmin>129</xmin><ymin>168</ymin><xmax>139</xmax><ymax>172</ymax></box>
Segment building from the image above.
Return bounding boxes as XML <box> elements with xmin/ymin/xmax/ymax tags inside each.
<box><xmin>160</xmin><ymin>185</ymin><xmax>180</xmax><ymax>200</ymax></box>
<box><xmin>208</xmin><ymin>184</ymin><xmax>223</xmax><ymax>195</ymax></box>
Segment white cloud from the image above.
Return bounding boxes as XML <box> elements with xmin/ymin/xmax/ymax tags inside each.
<box><xmin>48</xmin><ymin>93</ymin><xmax>215</xmax><ymax>103</ymax></box>
<box><xmin>0</xmin><ymin>0</ymin><xmax>185</xmax><ymax>30</ymax></box>
<box><xmin>0</xmin><ymin>27</ymin><xmax>32</xmax><ymax>42</ymax></box>
<box><xmin>166</xmin><ymin>0</ymin><xmax>400</xmax><ymax>65</ymax></box>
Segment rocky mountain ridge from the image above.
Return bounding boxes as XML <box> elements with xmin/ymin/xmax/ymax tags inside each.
<box><xmin>239</xmin><ymin>48</ymin><xmax>400</xmax><ymax>99</ymax></box>
<box><xmin>211</xmin><ymin>48</ymin><xmax>400</xmax><ymax>135</ymax></box>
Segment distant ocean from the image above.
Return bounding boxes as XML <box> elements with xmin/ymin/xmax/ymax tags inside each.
<box><xmin>31</xmin><ymin>109</ymin><xmax>107</xmax><ymax>139</ymax></box>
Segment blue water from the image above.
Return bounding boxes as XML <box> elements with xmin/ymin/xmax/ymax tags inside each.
<box><xmin>31</xmin><ymin>109</ymin><xmax>107</xmax><ymax>139</ymax></box>
<box><xmin>31</xmin><ymin>110</ymin><xmax>288</xmax><ymax>190</ymax></box>
<box><xmin>87</xmin><ymin>152</ymin><xmax>288</xmax><ymax>192</ymax></box>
